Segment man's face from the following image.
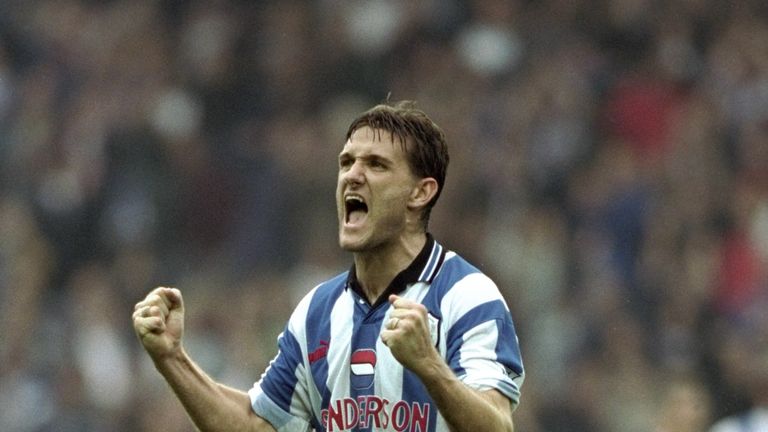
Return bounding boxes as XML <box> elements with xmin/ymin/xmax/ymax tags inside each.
<box><xmin>336</xmin><ymin>126</ymin><xmax>419</xmax><ymax>252</ymax></box>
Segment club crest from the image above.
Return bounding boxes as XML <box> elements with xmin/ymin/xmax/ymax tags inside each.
<box><xmin>427</xmin><ymin>313</ymin><xmax>440</xmax><ymax>347</ymax></box>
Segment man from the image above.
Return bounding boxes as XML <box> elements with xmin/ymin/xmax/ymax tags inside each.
<box><xmin>132</xmin><ymin>101</ymin><xmax>524</xmax><ymax>431</ymax></box>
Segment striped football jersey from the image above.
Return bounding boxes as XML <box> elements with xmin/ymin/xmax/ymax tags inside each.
<box><xmin>249</xmin><ymin>236</ymin><xmax>524</xmax><ymax>431</ymax></box>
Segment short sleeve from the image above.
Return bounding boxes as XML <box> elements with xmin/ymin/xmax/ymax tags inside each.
<box><xmin>446</xmin><ymin>308</ymin><xmax>524</xmax><ymax>407</ymax></box>
<box><xmin>249</xmin><ymin>288</ymin><xmax>319</xmax><ymax>431</ymax></box>
<box><xmin>441</xmin><ymin>273</ymin><xmax>525</xmax><ymax>408</ymax></box>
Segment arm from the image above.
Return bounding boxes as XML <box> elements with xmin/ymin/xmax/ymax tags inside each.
<box><xmin>132</xmin><ymin>287</ymin><xmax>276</xmax><ymax>432</ymax></box>
<box><xmin>381</xmin><ymin>295</ymin><xmax>514</xmax><ymax>432</ymax></box>
<box><xmin>416</xmin><ymin>357</ymin><xmax>514</xmax><ymax>431</ymax></box>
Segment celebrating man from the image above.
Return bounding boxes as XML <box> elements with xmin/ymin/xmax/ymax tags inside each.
<box><xmin>132</xmin><ymin>101</ymin><xmax>524</xmax><ymax>431</ymax></box>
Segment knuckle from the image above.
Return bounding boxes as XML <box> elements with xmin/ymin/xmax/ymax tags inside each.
<box><xmin>405</xmin><ymin>310</ymin><xmax>421</xmax><ymax>321</ymax></box>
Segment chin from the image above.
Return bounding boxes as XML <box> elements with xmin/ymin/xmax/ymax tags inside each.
<box><xmin>338</xmin><ymin>232</ymin><xmax>375</xmax><ymax>252</ymax></box>
<box><xmin>339</xmin><ymin>238</ymin><xmax>365</xmax><ymax>252</ymax></box>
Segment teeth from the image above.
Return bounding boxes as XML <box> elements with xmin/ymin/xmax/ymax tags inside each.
<box><xmin>344</xmin><ymin>195</ymin><xmax>367</xmax><ymax>225</ymax></box>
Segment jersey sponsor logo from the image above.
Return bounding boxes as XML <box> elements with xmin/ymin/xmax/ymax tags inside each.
<box><xmin>321</xmin><ymin>395</ymin><xmax>431</xmax><ymax>432</ymax></box>
<box><xmin>350</xmin><ymin>349</ymin><xmax>376</xmax><ymax>389</ymax></box>
<box><xmin>309</xmin><ymin>340</ymin><xmax>329</xmax><ymax>364</ymax></box>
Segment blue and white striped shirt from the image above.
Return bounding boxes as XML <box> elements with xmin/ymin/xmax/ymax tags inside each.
<box><xmin>249</xmin><ymin>236</ymin><xmax>524</xmax><ymax>431</ymax></box>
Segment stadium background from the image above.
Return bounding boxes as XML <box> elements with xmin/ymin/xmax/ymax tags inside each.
<box><xmin>0</xmin><ymin>1</ymin><xmax>766</xmax><ymax>431</ymax></box>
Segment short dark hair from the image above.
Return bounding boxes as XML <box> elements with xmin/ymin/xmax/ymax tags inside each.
<box><xmin>345</xmin><ymin>101</ymin><xmax>449</xmax><ymax>226</ymax></box>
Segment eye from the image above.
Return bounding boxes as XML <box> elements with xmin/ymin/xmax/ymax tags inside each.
<box><xmin>339</xmin><ymin>156</ymin><xmax>353</xmax><ymax>170</ymax></box>
<box><xmin>369</xmin><ymin>158</ymin><xmax>386</xmax><ymax>169</ymax></box>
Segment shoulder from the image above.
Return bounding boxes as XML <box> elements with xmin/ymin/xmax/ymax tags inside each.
<box><xmin>709</xmin><ymin>409</ymin><xmax>768</xmax><ymax>432</ymax></box>
<box><xmin>438</xmin><ymin>251</ymin><xmax>484</xmax><ymax>281</ymax></box>
<box><xmin>429</xmin><ymin>251</ymin><xmax>508</xmax><ymax>320</ymax></box>
<box><xmin>309</xmin><ymin>271</ymin><xmax>349</xmax><ymax>306</ymax></box>
<box><xmin>435</xmin><ymin>252</ymin><xmax>502</xmax><ymax>300</ymax></box>
<box><xmin>288</xmin><ymin>271</ymin><xmax>349</xmax><ymax>325</ymax></box>
<box><xmin>708</xmin><ymin>418</ymin><xmax>743</xmax><ymax>432</ymax></box>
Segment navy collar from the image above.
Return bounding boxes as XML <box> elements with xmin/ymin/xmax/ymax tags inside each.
<box><xmin>346</xmin><ymin>233</ymin><xmax>446</xmax><ymax>307</ymax></box>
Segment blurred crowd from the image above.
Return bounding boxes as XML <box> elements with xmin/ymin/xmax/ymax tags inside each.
<box><xmin>1</xmin><ymin>0</ymin><xmax>767</xmax><ymax>431</ymax></box>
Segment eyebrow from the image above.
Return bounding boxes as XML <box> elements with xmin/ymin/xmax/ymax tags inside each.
<box><xmin>338</xmin><ymin>151</ymin><xmax>394</xmax><ymax>165</ymax></box>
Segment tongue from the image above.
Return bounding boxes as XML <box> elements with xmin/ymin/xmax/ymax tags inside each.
<box><xmin>348</xmin><ymin>210</ymin><xmax>366</xmax><ymax>224</ymax></box>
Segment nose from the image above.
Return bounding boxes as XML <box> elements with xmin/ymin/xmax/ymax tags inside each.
<box><xmin>343</xmin><ymin>160</ymin><xmax>365</xmax><ymax>186</ymax></box>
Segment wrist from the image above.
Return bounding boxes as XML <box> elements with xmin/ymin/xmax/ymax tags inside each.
<box><xmin>151</xmin><ymin>346</ymin><xmax>187</xmax><ymax>372</ymax></box>
<box><xmin>410</xmin><ymin>348</ymin><xmax>452</xmax><ymax>386</ymax></box>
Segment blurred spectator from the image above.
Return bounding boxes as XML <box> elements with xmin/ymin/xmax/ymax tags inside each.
<box><xmin>655</xmin><ymin>375</ymin><xmax>712</xmax><ymax>432</ymax></box>
<box><xmin>709</xmin><ymin>343</ymin><xmax>768</xmax><ymax>432</ymax></box>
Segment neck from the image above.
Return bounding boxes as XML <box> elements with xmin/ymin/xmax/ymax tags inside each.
<box><xmin>353</xmin><ymin>232</ymin><xmax>427</xmax><ymax>304</ymax></box>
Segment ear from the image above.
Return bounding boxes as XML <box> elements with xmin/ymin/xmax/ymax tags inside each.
<box><xmin>407</xmin><ymin>177</ymin><xmax>438</xmax><ymax>211</ymax></box>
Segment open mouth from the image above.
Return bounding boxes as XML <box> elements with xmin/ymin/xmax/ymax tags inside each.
<box><xmin>345</xmin><ymin>195</ymin><xmax>369</xmax><ymax>224</ymax></box>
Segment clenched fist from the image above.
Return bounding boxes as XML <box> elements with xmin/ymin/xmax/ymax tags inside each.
<box><xmin>132</xmin><ymin>287</ymin><xmax>185</xmax><ymax>360</ymax></box>
<box><xmin>380</xmin><ymin>294</ymin><xmax>439</xmax><ymax>374</ymax></box>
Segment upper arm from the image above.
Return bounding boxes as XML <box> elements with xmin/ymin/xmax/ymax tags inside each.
<box><xmin>445</xmin><ymin>308</ymin><xmax>524</xmax><ymax>405</ymax></box>
<box><xmin>441</xmin><ymin>273</ymin><xmax>525</xmax><ymax>406</ymax></box>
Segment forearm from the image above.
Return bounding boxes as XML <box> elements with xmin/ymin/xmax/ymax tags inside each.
<box><xmin>153</xmin><ymin>348</ymin><xmax>272</xmax><ymax>432</ymax></box>
<box><xmin>417</xmin><ymin>355</ymin><xmax>513</xmax><ymax>432</ymax></box>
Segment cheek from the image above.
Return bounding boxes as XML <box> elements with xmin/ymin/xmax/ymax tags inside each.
<box><xmin>383</xmin><ymin>185</ymin><xmax>414</xmax><ymax>205</ymax></box>
<box><xmin>374</xmin><ymin>190</ymin><xmax>411</xmax><ymax>219</ymax></box>
<box><xmin>334</xmin><ymin>186</ymin><xmax>345</xmax><ymax>214</ymax></box>
<box><xmin>335</xmin><ymin>176</ymin><xmax>344</xmax><ymax>192</ymax></box>
<box><xmin>335</xmin><ymin>180</ymin><xmax>346</xmax><ymax>200</ymax></box>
